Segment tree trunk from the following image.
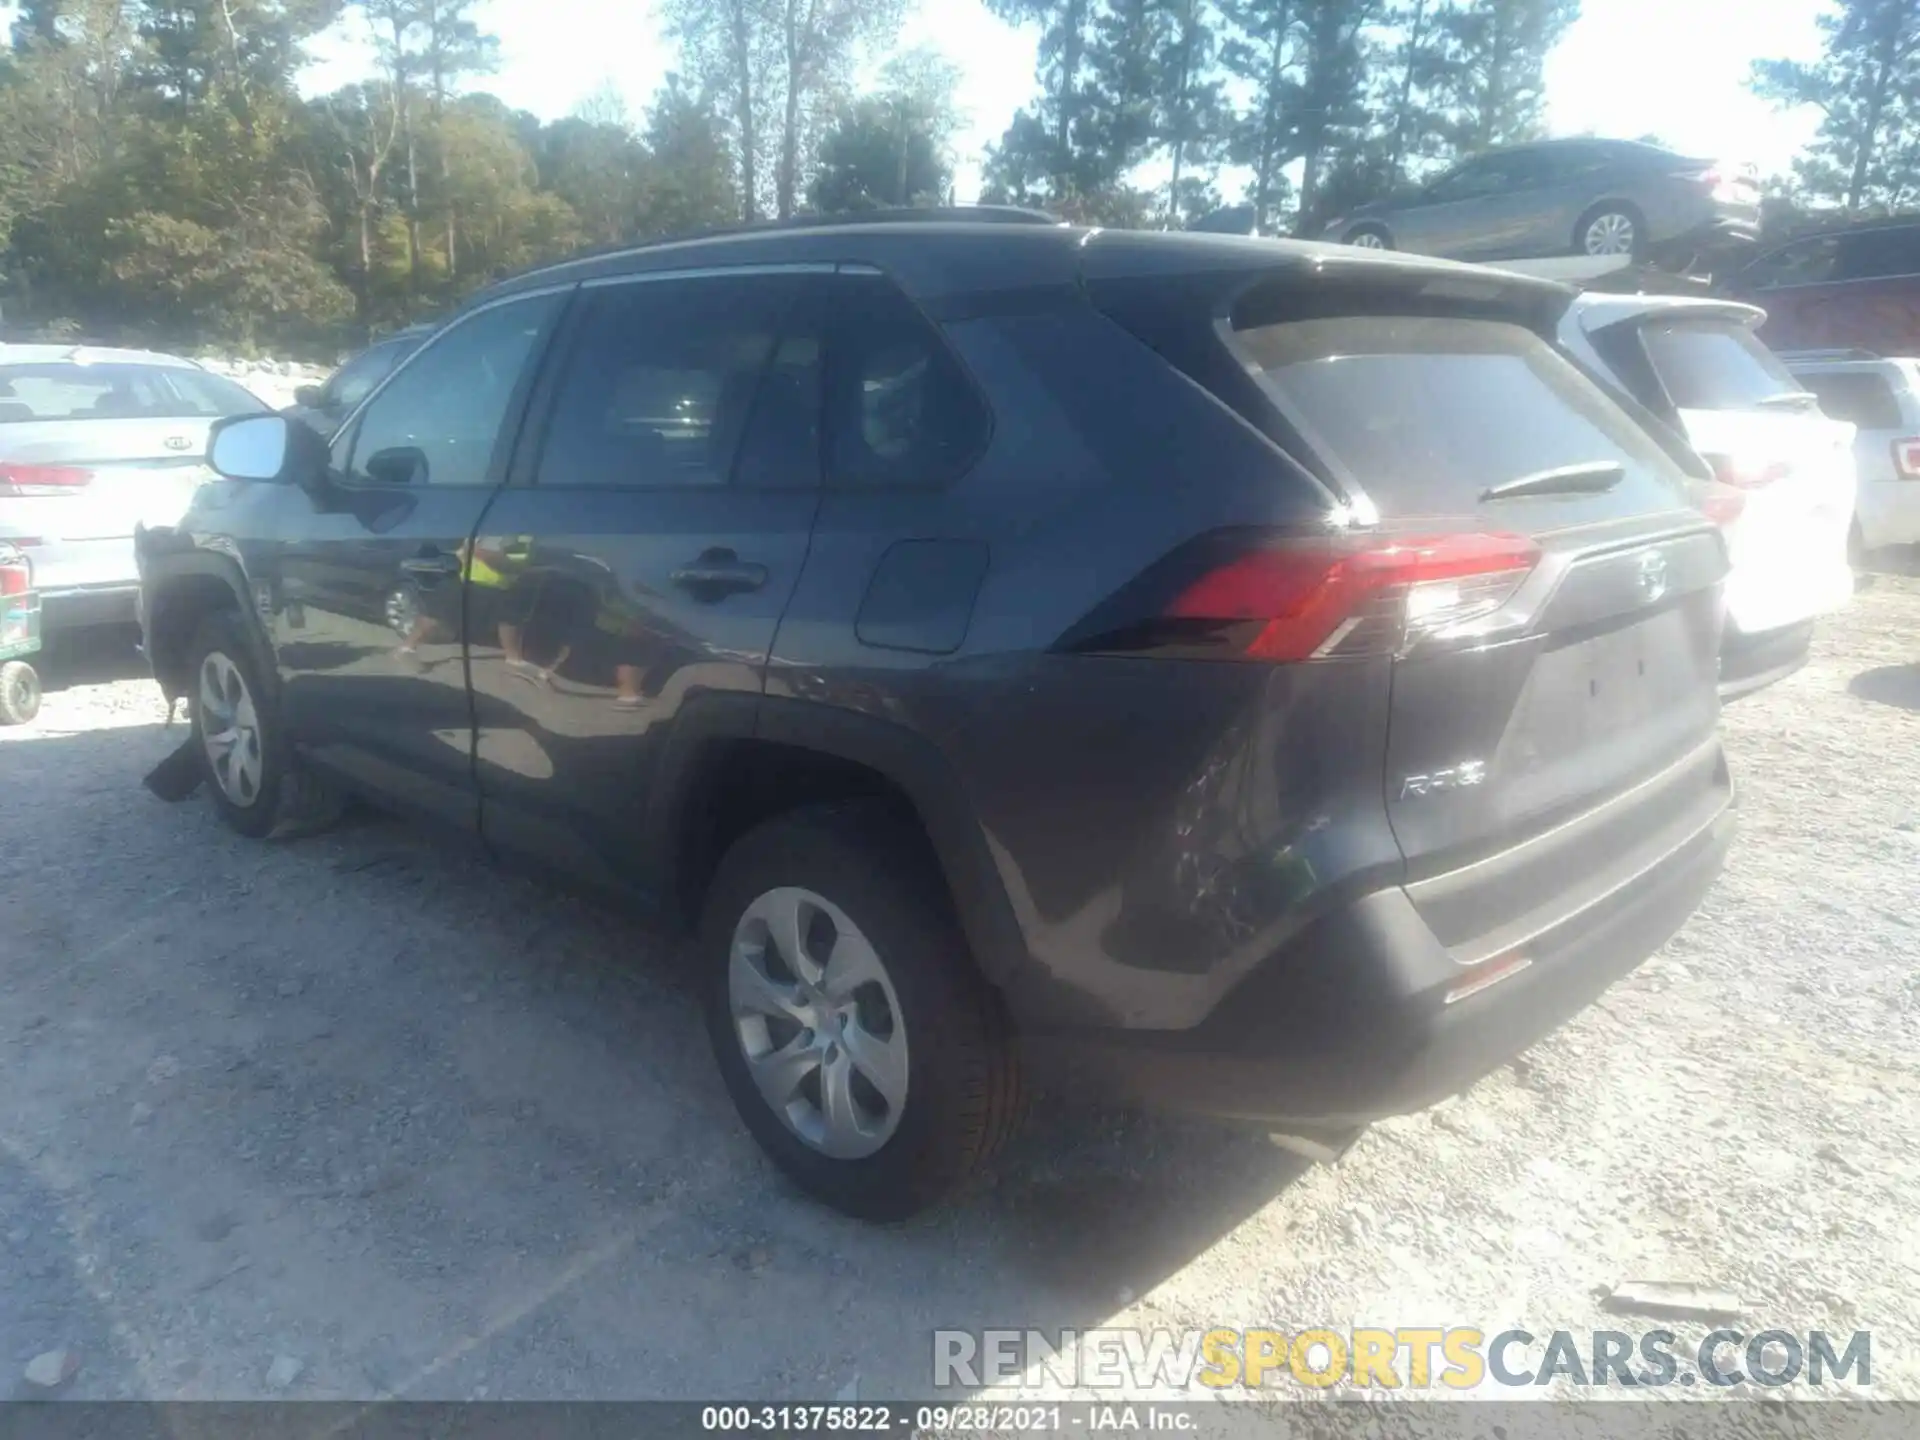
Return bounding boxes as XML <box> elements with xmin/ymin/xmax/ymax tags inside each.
<box><xmin>730</xmin><ymin>0</ymin><xmax>758</xmax><ymax>220</ymax></box>
<box><xmin>1252</xmin><ymin>4</ymin><xmax>1290</xmax><ymax>233</ymax></box>
<box><xmin>1388</xmin><ymin>0</ymin><xmax>1428</xmax><ymax>174</ymax></box>
<box><xmin>1845</xmin><ymin>17</ymin><xmax>1901</xmax><ymax>218</ymax></box>
<box><xmin>776</xmin><ymin>0</ymin><xmax>813</xmax><ymax>219</ymax></box>
<box><xmin>1057</xmin><ymin>0</ymin><xmax>1086</xmax><ymax>191</ymax></box>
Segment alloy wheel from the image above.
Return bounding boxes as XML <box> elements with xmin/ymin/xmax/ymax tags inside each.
<box><xmin>1584</xmin><ymin>212</ymin><xmax>1636</xmax><ymax>256</ymax></box>
<box><xmin>728</xmin><ymin>886</ymin><xmax>908</xmax><ymax>1159</ymax></box>
<box><xmin>199</xmin><ymin>651</ymin><xmax>265</xmax><ymax>807</ymax></box>
<box><xmin>1348</xmin><ymin>230</ymin><xmax>1386</xmax><ymax>249</ymax></box>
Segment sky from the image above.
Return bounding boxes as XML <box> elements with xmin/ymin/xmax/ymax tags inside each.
<box><xmin>5</xmin><ymin>0</ymin><xmax>1833</xmax><ymax>201</ymax></box>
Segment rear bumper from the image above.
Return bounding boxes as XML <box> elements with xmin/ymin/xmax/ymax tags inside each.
<box><xmin>1857</xmin><ymin>482</ymin><xmax>1920</xmax><ymax>551</ymax></box>
<box><xmin>1719</xmin><ymin>619</ymin><xmax>1814</xmax><ymax>701</ymax></box>
<box><xmin>1025</xmin><ymin>754</ymin><xmax>1734</xmax><ymax>1126</ymax></box>
<box><xmin>41</xmin><ymin>583</ymin><xmax>140</xmax><ymax>632</ymax></box>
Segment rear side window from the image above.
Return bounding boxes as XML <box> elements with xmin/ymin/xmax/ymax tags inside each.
<box><xmin>0</xmin><ymin>363</ymin><xmax>264</xmax><ymax>422</ymax></box>
<box><xmin>1799</xmin><ymin>371</ymin><xmax>1905</xmax><ymax>430</ymax></box>
<box><xmin>1835</xmin><ymin>227</ymin><xmax>1920</xmax><ymax>282</ymax></box>
<box><xmin>826</xmin><ymin>275</ymin><xmax>989</xmax><ymax>489</ymax></box>
<box><xmin>1636</xmin><ymin>320</ymin><xmax>1801</xmax><ymax>410</ymax></box>
<box><xmin>1234</xmin><ymin>315</ymin><xmax>1684</xmax><ymax>516</ymax></box>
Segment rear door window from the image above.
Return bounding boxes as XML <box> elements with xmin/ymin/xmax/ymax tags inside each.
<box><xmin>1835</xmin><ymin>226</ymin><xmax>1920</xmax><ymax>282</ymax></box>
<box><xmin>1799</xmin><ymin>371</ymin><xmax>1905</xmax><ymax>430</ymax></box>
<box><xmin>1635</xmin><ymin>319</ymin><xmax>1803</xmax><ymax>411</ymax></box>
<box><xmin>1234</xmin><ymin>314</ymin><xmax>1686</xmax><ymax>517</ymax></box>
<box><xmin>534</xmin><ymin>274</ymin><xmax>820</xmax><ymax>490</ymax></box>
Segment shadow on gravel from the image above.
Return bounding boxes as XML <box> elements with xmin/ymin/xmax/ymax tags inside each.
<box><xmin>34</xmin><ymin>625</ymin><xmax>150</xmax><ymax>693</ymax></box>
<box><xmin>1850</xmin><ymin>664</ymin><xmax>1920</xmax><ymax>713</ymax></box>
<box><xmin>3</xmin><ymin>716</ymin><xmax>1314</xmax><ymax>1398</ymax></box>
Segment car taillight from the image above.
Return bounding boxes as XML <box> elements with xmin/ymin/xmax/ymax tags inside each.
<box><xmin>1703</xmin><ymin>454</ymin><xmax>1789</xmax><ymax>490</ymax></box>
<box><xmin>1682</xmin><ymin>162</ymin><xmax>1754</xmax><ymax>202</ymax></box>
<box><xmin>1893</xmin><ymin>438</ymin><xmax>1920</xmax><ymax>479</ymax></box>
<box><xmin>1698</xmin><ymin>483</ymin><xmax>1746</xmax><ymax>527</ymax></box>
<box><xmin>1073</xmin><ymin>530</ymin><xmax>1541</xmax><ymax>663</ymax></box>
<box><xmin>0</xmin><ymin>550</ymin><xmax>30</xmax><ymax>596</ymax></box>
<box><xmin>0</xmin><ymin>462</ymin><xmax>93</xmax><ymax>497</ymax></box>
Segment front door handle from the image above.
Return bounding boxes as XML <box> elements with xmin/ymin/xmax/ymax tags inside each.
<box><xmin>401</xmin><ymin>551</ymin><xmax>461</xmax><ymax>581</ymax></box>
<box><xmin>671</xmin><ymin>549</ymin><xmax>767</xmax><ymax>599</ymax></box>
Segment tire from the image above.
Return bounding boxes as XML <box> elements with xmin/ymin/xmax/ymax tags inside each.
<box><xmin>0</xmin><ymin>661</ymin><xmax>41</xmax><ymax>725</ymax></box>
<box><xmin>1575</xmin><ymin>203</ymin><xmax>1643</xmax><ymax>259</ymax></box>
<box><xmin>1344</xmin><ymin>224</ymin><xmax>1391</xmax><ymax>250</ymax></box>
<box><xmin>184</xmin><ymin>610</ymin><xmax>342</xmax><ymax>840</ymax></box>
<box><xmin>700</xmin><ymin>803</ymin><xmax>1023</xmax><ymax>1220</ymax></box>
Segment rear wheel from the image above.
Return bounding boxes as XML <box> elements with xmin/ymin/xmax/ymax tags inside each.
<box><xmin>1576</xmin><ymin>204</ymin><xmax>1643</xmax><ymax>259</ymax></box>
<box><xmin>0</xmin><ymin>661</ymin><xmax>40</xmax><ymax>725</ymax></box>
<box><xmin>700</xmin><ymin>804</ymin><xmax>1022</xmax><ymax>1220</ymax></box>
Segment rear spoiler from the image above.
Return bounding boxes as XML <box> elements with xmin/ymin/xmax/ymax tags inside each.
<box><xmin>1080</xmin><ymin>230</ymin><xmax>1573</xmax><ymax>338</ymax></box>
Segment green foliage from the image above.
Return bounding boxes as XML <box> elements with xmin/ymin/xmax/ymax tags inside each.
<box><xmin>1752</xmin><ymin>0</ymin><xmax>1920</xmax><ymax>218</ymax></box>
<box><xmin>0</xmin><ymin>0</ymin><xmax>739</xmax><ymax>350</ymax></box>
<box><xmin>810</xmin><ymin>96</ymin><xmax>949</xmax><ymax>211</ymax></box>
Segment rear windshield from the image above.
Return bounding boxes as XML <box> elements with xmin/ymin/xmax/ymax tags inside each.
<box><xmin>0</xmin><ymin>363</ymin><xmax>266</xmax><ymax>423</ymax></box>
<box><xmin>1797</xmin><ymin>370</ymin><xmax>1905</xmax><ymax>431</ymax></box>
<box><xmin>1235</xmin><ymin>315</ymin><xmax>1686</xmax><ymax>515</ymax></box>
<box><xmin>1636</xmin><ymin>320</ymin><xmax>1802</xmax><ymax>410</ymax></box>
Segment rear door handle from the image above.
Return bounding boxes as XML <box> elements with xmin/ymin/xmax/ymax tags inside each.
<box><xmin>671</xmin><ymin>550</ymin><xmax>767</xmax><ymax>598</ymax></box>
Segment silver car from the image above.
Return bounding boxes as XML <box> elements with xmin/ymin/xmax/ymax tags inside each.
<box><xmin>1786</xmin><ymin>351</ymin><xmax>1920</xmax><ymax>557</ymax></box>
<box><xmin>0</xmin><ymin>344</ymin><xmax>268</xmax><ymax>634</ymax></box>
<box><xmin>1320</xmin><ymin>138</ymin><xmax>1760</xmax><ymax>265</ymax></box>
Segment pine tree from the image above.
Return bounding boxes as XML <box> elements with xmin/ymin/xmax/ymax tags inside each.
<box><xmin>1422</xmin><ymin>0</ymin><xmax>1577</xmax><ymax>155</ymax></box>
<box><xmin>1753</xmin><ymin>0</ymin><xmax>1920</xmax><ymax>218</ymax></box>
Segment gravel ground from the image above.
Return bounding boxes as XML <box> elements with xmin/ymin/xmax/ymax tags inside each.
<box><xmin>0</xmin><ymin>578</ymin><xmax>1915</xmax><ymax>1411</ymax></box>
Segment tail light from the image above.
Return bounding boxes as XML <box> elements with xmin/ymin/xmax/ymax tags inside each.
<box><xmin>1893</xmin><ymin>438</ymin><xmax>1920</xmax><ymax>479</ymax></box>
<box><xmin>0</xmin><ymin>462</ymin><xmax>93</xmax><ymax>497</ymax></box>
<box><xmin>1680</xmin><ymin>162</ymin><xmax>1755</xmax><ymax>203</ymax></box>
<box><xmin>1702</xmin><ymin>453</ymin><xmax>1789</xmax><ymax>490</ymax></box>
<box><xmin>1068</xmin><ymin>529</ymin><xmax>1541</xmax><ymax>663</ymax></box>
<box><xmin>0</xmin><ymin>549</ymin><xmax>30</xmax><ymax>597</ymax></box>
<box><xmin>1698</xmin><ymin>483</ymin><xmax>1746</xmax><ymax>527</ymax></box>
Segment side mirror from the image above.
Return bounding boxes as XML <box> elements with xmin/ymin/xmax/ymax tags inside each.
<box><xmin>292</xmin><ymin>383</ymin><xmax>326</xmax><ymax>408</ymax></box>
<box><xmin>207</xmin><ymin>413</ymin><xmax>330</xmax><ymax>495</ymax></box>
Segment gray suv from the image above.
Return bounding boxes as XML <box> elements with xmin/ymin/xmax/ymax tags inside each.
<box><xmin>137</xmin><ymin>220</ymin><xmax>1735</xmax><ymax>1219</ymax></box>
<box><xmin>1322</xmin><ymin>138</ymin><xmax>1761</xmax><ymax>264</ymax></box>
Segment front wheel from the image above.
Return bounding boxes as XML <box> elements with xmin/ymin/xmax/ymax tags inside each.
<box><xmin>0</xmin><ymin>661</ymin><xmax>41</xmax><ymax>725</ymax></box>
<box><xmin>188</xmin><ymin>612</ymin><xmax>288</xmax><ymax>838</ymax></box>
<box><xmin>1344</xmin><ymin>225</ymin><xmax>1391</xmax><ymax>250</ymax></box>
<box><xmin>700</xmin><ymin>804</ymin><xmax>1023</xmax><ymax>1220</ymax></box>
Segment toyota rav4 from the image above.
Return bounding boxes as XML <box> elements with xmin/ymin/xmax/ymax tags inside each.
<box><xmin>137</xmin><ymin>217</ymin><xmax>1736</xmax><ymax>1220</ymax></box>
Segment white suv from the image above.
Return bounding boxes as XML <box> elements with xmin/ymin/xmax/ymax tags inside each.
<box><xmin>1782</xmin><ymin>351</ymin><xmax>1920</xmax><ymax>558</ymax></box>
<box><xmin>1555</xmin><ymin>295</ymin><xmax>1856</xmax><ymax>698</ymax></box>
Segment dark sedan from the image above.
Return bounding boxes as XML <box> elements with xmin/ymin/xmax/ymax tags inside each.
<box><xmin>1321</xmin><ymin>138</ymin><xmax>1760</xmax><ymax>265</ymax></box>
<box><xmin>284</xmin><ymin>325</ymin><xmax>433</xmax><ymax>437</ymax></box>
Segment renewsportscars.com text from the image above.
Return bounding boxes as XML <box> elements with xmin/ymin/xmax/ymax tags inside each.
<box><xmin>933</xmin><ymin>1327</ymin><xmax>1872</xmax><ymax>1391</ymax></box>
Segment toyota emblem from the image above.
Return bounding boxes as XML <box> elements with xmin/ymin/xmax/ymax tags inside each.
<box><xmin>164</xmin><ymin>435</ymin><xmax>192</xmax><ymax>451</ymax></box>
<box><xmin>1636</xmin><ymin>548</ymin><xmax>1669</xmax><ymax>606</ymax></box>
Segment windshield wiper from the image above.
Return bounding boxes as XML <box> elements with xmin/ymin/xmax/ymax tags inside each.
<box><xmin>1755</xmin><ymin>391</ymin><xmax>1818</xmax><ymax>411</ymax></box>
<box><xmin>1480</xmin><ymin>460</ymin><xmax>1626</xmax><ymax>502</ymax></box>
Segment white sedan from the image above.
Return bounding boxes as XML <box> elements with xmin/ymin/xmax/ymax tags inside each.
<box><xmin>0</xmin><ymin>344</ymin><xmax>269</xmax><ymax>634</ymax></box>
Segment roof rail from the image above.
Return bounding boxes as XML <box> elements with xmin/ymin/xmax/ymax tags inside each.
<box><xmin>482</xmin><ymin>204</ymin><xmax>1069</xmax><ymax>292</ymax></box>
<box><xmin>1775</xmin><ymin>347</ymin><xmax>1881</xmax><ymax>363</ymax></box>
